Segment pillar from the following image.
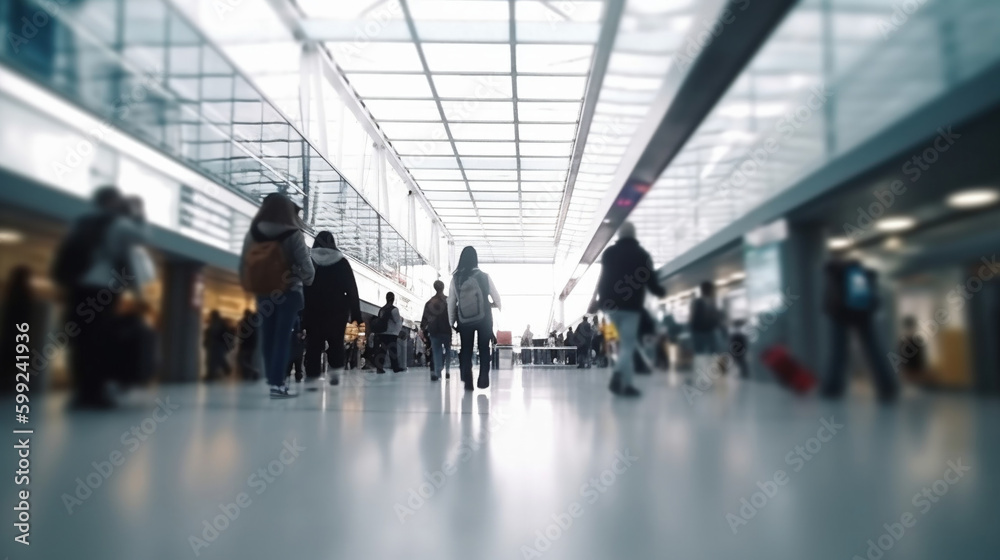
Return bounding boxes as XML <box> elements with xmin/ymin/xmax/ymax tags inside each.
<box><xmin>160</xmin><ymin>259</ymin><xmax>204</xmax><ymax>382</ymax></box>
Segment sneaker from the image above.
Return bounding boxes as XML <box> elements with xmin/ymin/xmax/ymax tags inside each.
<box><xmin>608</xmin><ymin>372</ymin><xmax>622</xmax><ymax>394</ymax></box>
<box><xmin>431</xmin><ymin>374</ymin><xmax>440</xmax><ymax>381</ymax></box>
<box><xmin>619</xmin><ymin>385</ymin><xmax>641</xmax><ymax>398</ymax></box>
<box><xmin>270</xmin><ymin>385</ymin><xmax>298</xmax><ymax>399</ymax></box>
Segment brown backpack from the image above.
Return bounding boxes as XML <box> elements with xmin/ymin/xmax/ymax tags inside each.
<box><xmin>241</xmin><ymin>227</ymin><xmax>296</xmax><ymax>295</ymax></box>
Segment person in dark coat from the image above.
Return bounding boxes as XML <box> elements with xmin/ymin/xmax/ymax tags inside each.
<box><xmin>588</xmin><ymin>221</ymin><xmax>666</xmax><ymax>397</ymax></box>
<box><xmin>303</xmin><ymin>231</ymin><xmax>361</xmax><ymax>386</ymax></box>
<box><xmin>820</xmin><ymin>256</ymin><xmax>898</xmax><ymax>401</ymax></box>
<box><xmin>575</xmin><ymin>317</ymin><xmax>593</xmax><ymax>368</ymax></box>
<box><xmin>237</xmin><ymin>309</ymin><xmax>261</xmax><ymax>380</ymax></box>
<box><xmin>421</xmin><ymin>280</ymin><xmax>452</xmax><ymax>381</ymax></box>
<box><xmin>204</xmin><ymin>310</ymin><xmax>233</xmax><ymax>380</ymax></box>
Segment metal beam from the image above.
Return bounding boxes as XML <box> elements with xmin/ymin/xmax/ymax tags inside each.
<box><xmin>553</xmin><ymin>0</ymin><xmax>625</xmax><ymax>247</ymax></box>
<box><xmin>397</xmin><ymin>0</ymin><xmax>491</xmax><ymax>254</ymax></box>
<box><xmin>264</xmin><ymin>0</ymin><xmax>455</xmax><ymax>243</ymax></box>
<box><xmin>557</xmin><ymin>0</ymin><xmax>799</xmax><ymax>300</ymax></box>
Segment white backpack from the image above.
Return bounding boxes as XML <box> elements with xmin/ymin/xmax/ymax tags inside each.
<box><xmin>456</xmin><ymin>270</ymin><xmax>491</xmax><ymax>325</ymax></box>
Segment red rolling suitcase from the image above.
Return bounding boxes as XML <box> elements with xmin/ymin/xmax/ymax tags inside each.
<box><xmin>761</xmin><ymin>345</ymin><xmax>817</xmax><ymax>394</ymax></box>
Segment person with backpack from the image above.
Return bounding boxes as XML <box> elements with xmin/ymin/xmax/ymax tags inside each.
<box><xmin>421</xmin><ymin>280</ymin><xmax>452</xmax><ymax>381</ymax></box>
<box><xmin>820</xmin><ymin>257</ymin><xmax>898</xmax><ymax>402</ymax></box>
<box><xmin>239</xmin><ymin>193</ymin><xmax>314</xmax><ymax>399</ymax></box>
<box><xmin>689</xmin><ymin>281</ymin><xmax>724</xmax><ymax>378</ymax></box>
<box><xmin>448</xmin><ymin>246</ymin><xmax>501</xmax><ymax>391</ymax></box>
<box><xmin>52</xmin><ymin>186</ymin><xmax>149</xmax><ymax>409</ymax></box>
<box><xmin>588</xmin><ymin>222</ymin><xmax>666</xmax><ymax>397</ymax></box>
<box><xmin>372</xmin><ymin>292</ymin><xmax>404</xmax><ymax>374</ymax></box>
<box><xmin>302</xmin><ymin>231</ymin><xmax>361</xmax><ymax>386</ymax></box>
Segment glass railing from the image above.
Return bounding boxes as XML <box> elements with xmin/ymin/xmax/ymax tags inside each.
<box><xmin>0</xmin><ymin>0</ymin><xmax>428</xmax><ymax>289</ymax></box>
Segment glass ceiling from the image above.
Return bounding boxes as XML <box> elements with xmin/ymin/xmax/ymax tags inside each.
<box><xmin>298</xmin><ymin>0</ymin><xmax>612</xmax><ymax>262</ymax></box>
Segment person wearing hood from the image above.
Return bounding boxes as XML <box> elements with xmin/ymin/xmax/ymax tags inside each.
<box><xmin>448</xmin><ymin>246</ymin><xmax>501</xmax><ymax>391</ymax></box>
<box><xmin>588</xmin><ymin>222</ymin><xmax>665</xmax><ymax>397</ymax></box>
<box><xmin>303</xmin><ymin>231</ymin><xmax>361</xmax><ymax>386</ymax></box>
<box><xmin>239</xmin><ymin>193</ymin><xmax>314</xmax><ymax>399</ymax></box>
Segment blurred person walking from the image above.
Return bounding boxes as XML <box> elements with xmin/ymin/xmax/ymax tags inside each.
<box><xmin>287</xmin><ymin>316</ymin><xmax>306</xmax><ymax>383</ymax></box>
<box><xmin>449</xmin><ymin>246</ymin><xmax>502</xmax><ymax>391</ymax></box>
<box><xmin>51</xmin><ymin>186</ymin><xmax>149</xmax><ymax>409</ymax></box>
<box><xmin>421</xmin><ymin>280</ymin><xmax>452</xmax><ymax>381</ymax></box>
<box><xmin>203</xmin><ymin>310</ymin><xmax>233</xmax><ymax>380</ymax></box>
<box><xmin>303</xmin><ymin>231</ymin><xmax>361</xmax><ymax>386</ymax></box>
<box><xmin>592</xmin><ymin>316</ymin><xmax>605</xmax><ymax>367</ymax></box>
<box><xmin>239</xmin><ymin>193</ymin><xmax>314</xmax><ymax>399</ymax></box>
<box><xmin>689</xmin><ymin>281</ymin><xmax>724</xmax><ymax>379</ymax></box>
<box><xmin>820</xmin><ymin>257</ymin><xmax>898</xmax><ymax>402</ymax></box>
<box><xmin>575</xmin><ymin>317</ymin><xmax>593</xmax><ymax>369</ymax></box>
<box><xmin>372</xmin><ymin>292</ymin><xmax>404</xmax><ymax>374</ymax></box>
<box><xmin>729</xmin><ymin>319</ymin><xmax>750</xmax><ymax>378</ymax></box>
<box><xmin>521</xmin><ymin>324</ymin><xmax>533</xmax><ymax>365</ymax></box>
<box><xmin>588</xmin><ymin>222</ymin><xmax>665</xmax><ymax>397</ymax></box>
<box><xmin>237</xmin><ymin>309</ymin><xmax>261</xmax><ymax>380</ymax></box>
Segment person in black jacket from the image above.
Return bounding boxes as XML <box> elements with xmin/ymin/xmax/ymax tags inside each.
<box><xmin>588</xmin><ymin>222</ymin><xmax>666</xmax><ymax>397</ymax></box>
<box><xmin>575</xmin><ymin>318</ymin><xmax>593</xmax><ymax>368</ymax></box>
<box><xmin>421</xmin><ymin>280</ymin><xmax>452</xmax><ymax>381</ymax></box>
<box><xmin>820</xmin><ymin>257</ymin><xmax>898</xmax><ymax>401</ymax></box>
<box><xmin>204</xmin><ymin>310</ymin><xmax>233</xmax><ymax>381</ymax></box>
<box><xmin>689</xmin><ymin>281</ymin><xmax>723</xmax><ymax>377</ymax></box>
<box><xmin>303</xmin><ymin>231</ymin><xmax>361</xmax><ymax>386</ymax></box>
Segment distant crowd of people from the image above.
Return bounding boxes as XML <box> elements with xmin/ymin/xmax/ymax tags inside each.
<box><xmin>31</xmin><ymin>188</ymin><xmax>913</xmax><ymax>407</ymax></box>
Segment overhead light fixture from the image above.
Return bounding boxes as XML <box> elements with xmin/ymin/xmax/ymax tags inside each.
<box><xmin>883</xmin><ymin>236</ymin><xmax>903</xmax><ymax>250</ymax></box>
<box><xmin>875</xmin><ymin>217</ymin><xmax>916</xmax><ymax>232</ymax></box>
<box><xmin>0</xmin><ymin>229</ymin><xmax>24</xmax><ymax>244</ymax></box>
<box><xmin>714</xmin><ymin>278</ymin><xmax>728</xmax><ymax>287</ymax></box>
<box><xmin>827</xmin><ymin>237</ymin><xmax>853</xmax><ymax>250</ymax></box>
<box><xmin>728</xmin><ymin>271</ymin><xmax>746</xmax><ymax>282</ymax></box>
<box><xmin>947</xmin><ymin>188</ymin><xmax>999</xmax><ymax>209</ymax></box>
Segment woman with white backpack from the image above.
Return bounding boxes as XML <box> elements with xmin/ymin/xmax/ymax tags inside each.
<box><xmin>448</xmin><ymin>246</ymin><xmax>501</xmax><ymax>391</ymax></box>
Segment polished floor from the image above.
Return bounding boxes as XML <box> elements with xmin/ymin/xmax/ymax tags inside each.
<box><xmin>6</xmin><ymin>367</ymin><xmax>999</xmax><ymax>559</ymax></box>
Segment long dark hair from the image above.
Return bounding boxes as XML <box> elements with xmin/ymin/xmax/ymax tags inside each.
<box><xmin>454</xmin><ymin>246</ymin><xmax>479</xmax><ymax>286</ymax></box>
<box><xmin>313</xmin><ymin>230</ymin><xmax>337</xmax><ymax>249</ymax></box>
<box><xmin>251</xmin><ymin>193</ymin><xmax>304</xmax><ymax>231</ymax></box>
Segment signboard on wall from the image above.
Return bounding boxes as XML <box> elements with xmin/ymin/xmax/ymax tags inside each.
<box><xmin>179</xmin><ymin>185</ymin><xmax>234</xmax><ymax>250</ymax></box>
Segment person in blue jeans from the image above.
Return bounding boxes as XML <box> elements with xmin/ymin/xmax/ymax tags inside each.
<box><xmin>588</xmin><ymin>222</ymin><xmax>666</xmax><ymax>397</ymax></box>
<box><xmin>240</xmin><ymin>193</ymin><xmax>314</xmax><ymax>399</ymax></box>
<box><xmin>421</xmin><ymin>280</ymin><xmax>452</xmax><ymax>381</ymax></box>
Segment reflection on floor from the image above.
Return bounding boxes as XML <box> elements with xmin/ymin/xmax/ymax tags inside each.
<box><xmin>7</xmin><ymin>367</ymin><xmax>998</xmax><ymax>559</ymax></box>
